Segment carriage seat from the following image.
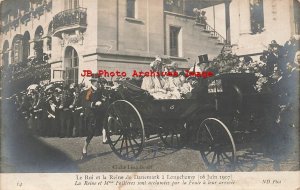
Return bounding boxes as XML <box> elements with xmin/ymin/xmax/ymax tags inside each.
<box><xmin>119</xmin><ymin>80</ymin><xmax>154</xmax><ymax>101</ymax></box>
<box><xmin>121</xmin><ymin>80</ymin><xmax>146</xmax><ymax>93</ymax></box>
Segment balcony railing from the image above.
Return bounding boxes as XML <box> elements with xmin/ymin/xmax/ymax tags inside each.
<box><xmin>52</xmin><ymin>7</ymin><xmax>87</xmax><ymax>37</ymax></box>
<box><xmin>20</xmin><ymin>11</ymin><xmax>32</xmax><ymax>24</ymax></box>
<box><xmin>33</xmin><ymin>4</ymin><xmax>45</xmax><ymax>18</ymax></box>
<box><xmin>0</xmin><ymin>1</ymin><xmax>52</xmax><ymax>34</ymax></box>
<box><xmin>195</xmin><ymin>20</ymin><xmax>226</xmax><ymax>45</ymax></box>
<box><xmin>204</xmin><ymin>24</ymin><xmax>226</xmax><ymax>44</ymax></box>
<box><xmin>11</xmin><ymin>18</ymin><xmax>20</xmax><ymax>30</ymax></box>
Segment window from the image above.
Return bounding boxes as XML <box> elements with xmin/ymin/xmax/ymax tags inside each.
<box><xmin>12</xmin><ymin>40</ymin><xmax>23</xmax><ymax>64</ymax></box>
<box><xmin>164</xmin><ymin>0</ymin><xmax>184</xmax><ymax>14</ymax></box>
<box><xmin>66</xmin><ymin>67</ymin><xmax>78</xmax><ymax>84</ymax></box>
<box><xmin>64</xmin><ymin>47</ymin><xmax>79</xmax><ymax>84</ymax></box>
<box><xmin>127</xmin><ymin>0</ymin><xmax>136</xmax><ymax>18</ymax></box>
<box><xmin>250</xmin><ymin>0</ymin><xmax>264</xmax><ymax>34</ymax></box>
<box><xmin>73</xmin><ymin>0</ymin><xmax>79</xmax><ymax>9</ymax></box>
<box><xmin>53</xmin><ymin>70</ymin><xmax>64</xmax><ymax>80</ymax></box>
<box><xmin>65</xmin><ymin>0</ymin><xmax>79</xmax><ymax>9</ymax></box>
<box><xmin>22</xmin><ymin>39</ymin><xmax>30</xmax><ymax>61</ymax></box>
<box><xmin>293</xmin><ymin>0</ymin><xmax>300</xmax><ymax>34</ymax></box>
<box><xmin>169</xmin><ymin>26</ymin><xmax>182</xmax><ymax>57</ymax></box>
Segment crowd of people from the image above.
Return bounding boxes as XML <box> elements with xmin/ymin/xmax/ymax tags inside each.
<box><xmin>193</xmin><ymin>8</ymin><xmax>207</xmax><ymax>26</ymax></box>
<box><xmin>3</xmin><ymin>36</ymin><xmax>299</xmax><ymax>139</ymax></box>
<box><xmin>211</xmin><ymin>37</ymin><xmax>300</xmax><ymax>132</ymax></box>
<box><xmin>0</xmin><ymin>54</ymin><xmax>50</xmax><ymax>86</ymax></box>
<box><xmin>209</xmin><ymin>37</ymin><xmax>299</xmax><ymax>92</ymax></box>
<box><xmin>9</xmin><ymin>79</ymin><xmax>111</xmax><ymax>138</ymax></box>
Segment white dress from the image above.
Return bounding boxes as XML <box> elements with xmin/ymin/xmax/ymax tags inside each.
<box><xmin>141</xmin><ymin>76</ymin><xmax>170</xmax><ymax>99</ymax></box>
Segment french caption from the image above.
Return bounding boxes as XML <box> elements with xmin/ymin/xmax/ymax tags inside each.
<box><xmin>74</xmin><ymin>173</ymin><xmax>235</xmax><ymax>187</ymax></box>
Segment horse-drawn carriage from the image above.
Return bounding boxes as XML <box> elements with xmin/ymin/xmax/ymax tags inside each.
<box><xmin>103</xmin><ymin>73</ymin><xmax>273</xmax><ymax>171</ymax></box>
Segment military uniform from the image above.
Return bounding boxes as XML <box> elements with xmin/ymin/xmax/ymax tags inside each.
<box><xmin>32</xmin><ymin>92</ymin><xmax>46</xmax><ymax>136</ymax></box>
<box><xmin>46</xmin><ymin>91</ymin><xmax>61</xmax><ymax>137</ymax></box>
<box><xmin>58</xmin><ymin>87</ymin><xmax>73</xmax><ymax>137</ymax></box>
<box><xmin>70</xmin><ymin>86</ymin><xmax>85</xmax><ymax>137</ymax></box>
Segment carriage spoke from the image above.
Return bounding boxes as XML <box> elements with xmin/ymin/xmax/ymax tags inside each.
<box><xmin>125</xmin><ymin>136</ymin><xmax>129</xmax><ymax>156</ymax></box>
<box><xmin>113</xmin><ymin>134</ymin><xmax>123</xmax><ymax>147</ymax></box>
<box><xmin>198</xmin><ymin>118</ymin><xmax>236</xmax><ymax>171</ymax></box>
<box><xmin>222</xmin><ymin>152</ymin><xmax>232</xmax><ymax>161</ymax></box>
<box><xmin>220</xmin><ymin>152</ymin><xmax>228</xmax><ymax>163</ymax></box>
<box><xmin>119</xmin><ymin>136</ymin><xmax>125</xmax><ymax>153</ymax></box>
<box><xmin>217</xmin><ymin>153</ymin><xmax>220</xmax><ymax>165</ymax></box>
<box><xmin>205</xmin><ymin>124</ymin><xmax>214</xmax><ymax>141</ymax></box>
<box><xmin>106</xmin><ymin>100</ymin><xmax>145</xmax><ymax>160</ymax></box>
<box><xmin>211</xmin><ymin>152</ymin><xmax>217</xmax><ymax>164</ymax></box>
<box><xmin>205</xmin><ymin>149</ymin><xmax>213</xmax><ymax>156</ymax></box>
<box><xmin>131</xmin><ymin>136</ymin><xmax>140</xmax><ymax>146</ymax></box>
<box><xmin>127</xmin><ymin>136</ymin><xmax>136</xmax><ymax>155</ymax></box>
<box><xmin>112</xmin><ymin>104</ymin><xmax>124</xmax><ymax>126</ymax></box>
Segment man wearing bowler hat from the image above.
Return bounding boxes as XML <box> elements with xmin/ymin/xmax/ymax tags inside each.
<box><xmin>189</xmin><ymin>54</ymin><xmax>209</xmax><ymax>72</ymax></box>
<box><xmin>81</xmin><ymin>76</ymin><xmax>107</xmax><ymax>159</ymax></box>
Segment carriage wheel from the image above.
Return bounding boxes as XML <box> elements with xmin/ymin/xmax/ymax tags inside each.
<box><xmin>158</xmin><ymin>123</ymin><xmax>186</xmax><ymax>148</ymax></box>
<box><xmin>104</xmin><ymin>100</ymin><xmax>145</xmax><ymax>160</ymax></box>
<box><xmin>197</xmin><ymin>118</ymin><xmax>236</xmax><ymax>171</ymax></box>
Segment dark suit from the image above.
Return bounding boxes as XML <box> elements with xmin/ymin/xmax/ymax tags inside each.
<box><xmin>268</xmin><ymin>46</ymin><xmax>287</xmax><ymax>75</ymax></box>
<box><xmin>59</xmin><ymin>89</ymin><xmax>73</xmax><ymax>137</ymax></box>
<box><xmin>71</xmin><ymin>89</ymin><xmax>85</xmax><ymax>137</ymax></box>
<box><xmin>46</xmin><ymin>94</ymin><xmax>61</xmax><ymax>137</ymax></box>
<box><xmin>82</xmin><ymin>87</ymin><xmax>106</xmax><ymax>143</ymax></box>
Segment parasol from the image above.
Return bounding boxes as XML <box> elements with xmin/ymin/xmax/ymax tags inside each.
<box><xmin>27</xmin><ymin>84</ymin><xmax>39</xmax><ymax>90</ymax></box>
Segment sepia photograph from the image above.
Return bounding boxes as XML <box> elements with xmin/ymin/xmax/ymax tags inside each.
<box><xmin>0</xmin><ymin>0</ymin><xmax>299</xmax><ymax>189</ymax></box>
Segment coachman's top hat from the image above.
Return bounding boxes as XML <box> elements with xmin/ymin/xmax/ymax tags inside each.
<box><xmin>197</xmin><ymin>54</ymin><xmax>209</xmax><ymax>64</ymax></box>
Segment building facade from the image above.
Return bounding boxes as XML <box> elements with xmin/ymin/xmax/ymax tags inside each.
<box><xmin>0</xmin><ymin>0</ymin><xmax>225</xmax><ymax>85</ymax></box>
<box><xmin>3</xmin><ymin>0</ymin><xmax>297</xmax><ymax>85</ymax></box>
<box><xmin>201</xmin><ymin>0</ymin><xmax>299</xmax><ymax>55</ymax></box>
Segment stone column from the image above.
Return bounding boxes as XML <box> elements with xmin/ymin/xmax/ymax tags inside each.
<box><xmin>225</xmin><ymin>0</ymin><xmax>231</xmax><ymax>44</ymax></box>
<box><xmin>28</xmin><ymin>40</ymin><xmax>36</xmax><ymax>59</ymax></box>
<box><xmin>6</xmin><ymin>49</ymin><xmax>11</xmax><ymax>65</ymax></box>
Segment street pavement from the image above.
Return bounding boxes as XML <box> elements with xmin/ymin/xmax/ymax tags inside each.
<box><xmin>1</xmin><ymin>100</ymin><xmax>298</xmax><ymax>173</ymax></box>
<box><xmin>38</xmin><ymin>136</ymin><xmax>299</xmax><ymax>172</ymax></box>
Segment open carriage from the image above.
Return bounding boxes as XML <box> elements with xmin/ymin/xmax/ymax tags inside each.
<box><xmin>103</xmin><ymin>73</ymin><xmax>272</xmax><ymax>171</ymax></box>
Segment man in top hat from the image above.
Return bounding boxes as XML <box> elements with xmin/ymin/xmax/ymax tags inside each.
<box><xmin>189</xmin><ymin>54</ymin><xmax>209</xmax><ymax>72</ymax></box>
<box><xmin>81</xmin><ymin>76</ymin><xmax>107</xmax><ymax>159</ymax></box>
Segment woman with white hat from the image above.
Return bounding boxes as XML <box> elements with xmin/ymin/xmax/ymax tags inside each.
<box><xmin>164</xmin><ymin>61</ymin><xmax>181</xmax><ymax>99</ymax></box>
<box><xmin>141</xmin><ymin>57</ymin><xmax>170</xmax><ymax>99</ymax></box>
